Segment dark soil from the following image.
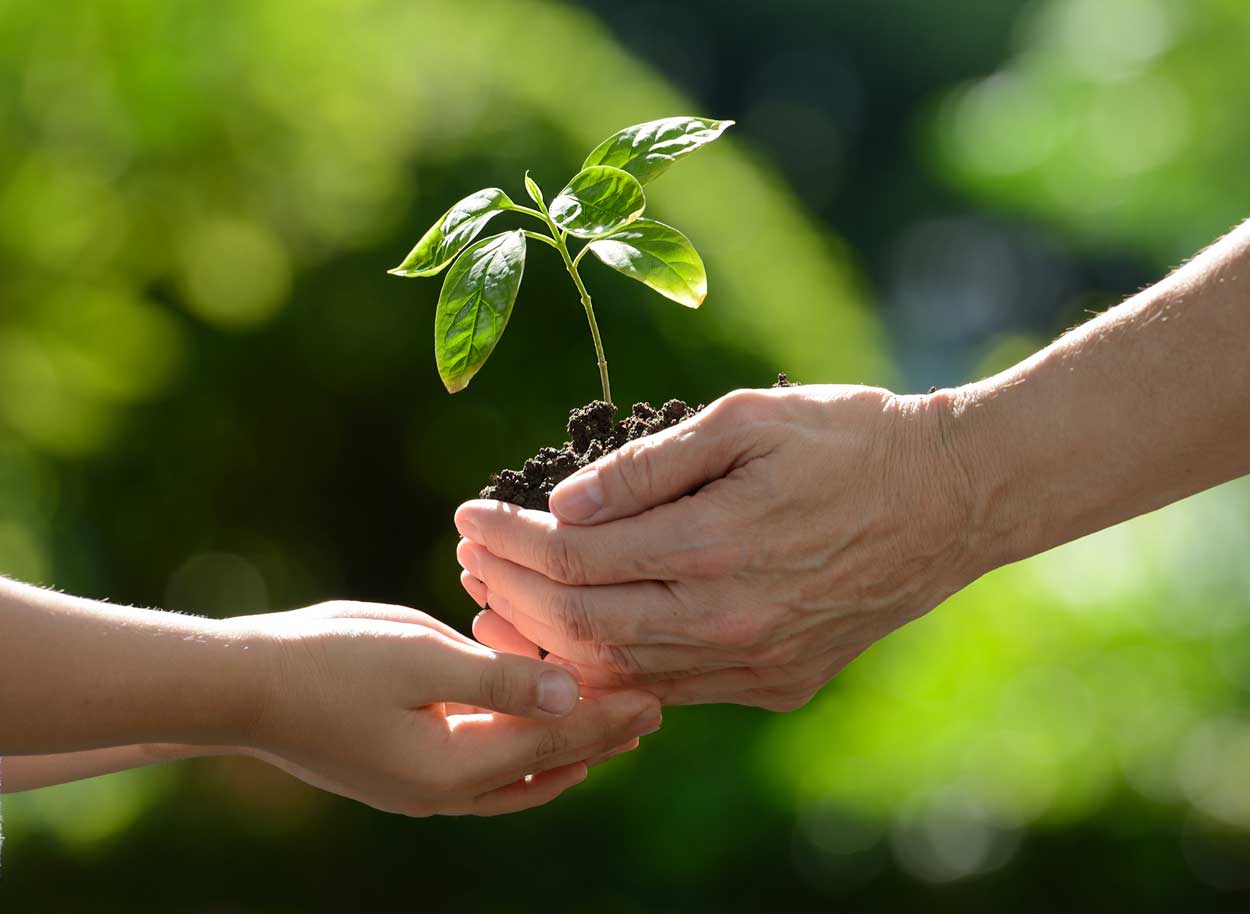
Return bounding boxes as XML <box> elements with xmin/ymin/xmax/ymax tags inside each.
<box><xmin>480</xmin><ymin>373</ymin><xmax>795</xmax><ymax>511</ymax></box>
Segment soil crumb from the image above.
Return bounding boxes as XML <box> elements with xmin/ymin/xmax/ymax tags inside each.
<box><xmin>480</xmin><ymin>374</ymin><xmax>794</xmax><ymax>511</ymax></box>
<box><xmin>480</xmin><ymin>398</ymin><xmax>699</xmax><ymax>510</ymax></box>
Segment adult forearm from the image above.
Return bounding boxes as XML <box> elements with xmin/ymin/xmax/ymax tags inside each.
<box><xmin>947</xmin><ymin>220</ymin><xmax>1250</xmax><ymax>572</ymax></box>
<box><xmin>0</xmin><ymin>578</ymin><xmax>269</xmax><ymax>755</ymax></box>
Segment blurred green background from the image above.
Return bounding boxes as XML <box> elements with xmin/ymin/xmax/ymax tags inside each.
<box><xmin>3</xmin><ymin>0</ymin><xmax>1250</xmax><ymax>909</ymax></box>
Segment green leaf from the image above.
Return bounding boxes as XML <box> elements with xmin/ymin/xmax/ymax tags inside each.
<box><xmin>549</xmin><ymin>165</ymin><xmax>646</xmax><ymax>238</ymax></box>
<box><xmin>388</xmin><ymin>188</ymin><xmax>514</xmax><ymax>278</ymax></box>
<box><xmin>524</xmin><ymin>171</ymin><xmax>544</xmax><ymax>207</ymax></box>
<box><xmin>582</xmin><ymin>117</ymin><xmax>734</xmax><ymax>185</ymax></box>
<box><xmin>434</xmin><ymin>230</ymin><xmax>526</xmax><ymax>393</ymax></box>
<box><xmin>587</xmin><ymin>219</ymin><xmax>707</xmax><ymax>308</ymax></box>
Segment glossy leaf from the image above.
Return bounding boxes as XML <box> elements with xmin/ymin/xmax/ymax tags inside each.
<box><xmin>524</xmin><ymin>171</ymin><xmax>544</xmax><ymax>207</ymax></box>
<box><xmin>588</xmin><ymin>219</ymin><xmax>707</xmax><ymax>308</ymax></box>
<box><xmin>434</xmin><ymin>230</ymin><xmax>526</xmax><ymax>393</ymax></box>
<box><xmin>582</xmin><ymin>117</ymin><xmax>734</xmax><ymax>184</ymax></box>
<box><xmin>389</xmin><ymin>188</ymin><xmax>513</xmax><ymax>278</ymax></box>
<box><xmin>549</xmin><ymin>166</ymin><xmax>646</xmax><ymax>238</ymax></box>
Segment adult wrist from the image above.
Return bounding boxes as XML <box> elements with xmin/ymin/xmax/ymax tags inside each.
<box><xmin>923</xmin><ymin>382</ymin><xmax>1034</xmax><ymax>578</ymax></box>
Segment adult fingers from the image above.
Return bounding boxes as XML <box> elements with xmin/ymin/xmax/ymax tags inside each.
<box><xmin>647</xmin><ymin>647</ymin><xmax>860</xmax><ymax>707</ymax></box>
<box><xmin>420</xmin><ymin>634</ymin><xmax>582</xmax><ymax>720</ymax></box>
<box><xmin>455</xmin><ymin>494</ymin><xmax>737</xmax><ymax>587</ymax></box>
<box><xmin>644</xmin><ymin>667</ymin><xmax>767</xmax><ymax>706</ymax></box>
<box><xmin>450</xmin><ymin>690</ymin><xmax>660</xmax><ymax>792</ymax></box>
<box><xmin>471</xmin><ymin>608</ymin><xmax>545</xmax><ymax>659</ymax></box>
<box><xmin>459</xmin><ymin>538</ymin><xmax>696</xmax><ymax>647</ymax></box>
<box><xmin>460</xmin><ymin>571</ymin><xmax>489</xmax><ymax>611</ymax></box>
<box><xmin>540</xmin><ymin>653</ymin><xmax>743</xmax><ymax>689</ymax></box>
<box><xmin>548</xmin><ymin>390</ymin><xmax>767</xmax><ymax>525</ymax></box>
<box><xmin>741</xmin><ymin>688</ymin><xmax>824</xmax><ymax>713</ymax></box>
<box><xmin>458</xmin><ymin>541</ymin><xmax>714</xmax><ymax>676</ymax></box>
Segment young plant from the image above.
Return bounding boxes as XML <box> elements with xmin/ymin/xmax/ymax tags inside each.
<box><xmin>387</xmin><ymin>116</ymin><xmax>733</xmax><ymax>406</ymax></box>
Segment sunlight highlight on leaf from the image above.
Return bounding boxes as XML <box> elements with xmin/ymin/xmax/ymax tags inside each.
<box><xmin>588</xmin><ymin>218</ymin><xmax>707</xmax><ymax>307</ymax></box>
<box><xmin>549</xmin><ymin>166</ymin><xmax>646</xmax><ymax>238</ymax></box>
<box><xmin>389</xmin><ymin>188</ymin><xmax>515</xmax><ymax>277</ymax></box>
<box><xmin>434</xmin><ymin>230</ymin><xmax>526</xmax><ymax>393</ymax></box>
<box><xmin>583</xmin><ymin>116</ymin><xmax>734</xmax><ymax>184</ymax></box>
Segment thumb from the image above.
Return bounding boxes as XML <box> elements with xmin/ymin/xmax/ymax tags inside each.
<box><xmin>550</xmin><ymin>394</ymin><xmax>749</xmax><ymax>525</ymax></box>
<box><xmin>431</xmin><ymin>638</ymin><xmax>581</xmax><ymax>720</ymax></box>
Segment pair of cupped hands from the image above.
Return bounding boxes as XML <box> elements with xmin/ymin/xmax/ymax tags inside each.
<box><xmin>244</xmin><ymin>384</ymin><xmax>972</xmax><ymax>817</ymax></box>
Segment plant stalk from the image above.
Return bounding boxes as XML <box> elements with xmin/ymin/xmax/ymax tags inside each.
<box><xmin>566</xmin><ymin>253</ymin><xmax>612</xmax><ymax>407</ymax></box>
<box><xmin>544</xmin><ymin>217</ymin><xmax>612</xmax><ymax>406</ymax></box>
<box><xmin>522</xmin><ymin>229</ymin><xmax>561</xmax><ymax>251</ymax></box>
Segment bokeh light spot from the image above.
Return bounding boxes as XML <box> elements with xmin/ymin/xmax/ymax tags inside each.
<box><xmin>179</xmin><ymin>218</ymin><xmax>292</xmax><ymax>329</ymax></box>
<box><xmin>165</xmin><ymin>552</ymin><xmax>269</xmax><ymax>617</ymax></box>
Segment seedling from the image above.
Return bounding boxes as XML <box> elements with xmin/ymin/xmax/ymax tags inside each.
<box><xmin>388</xmin><ymin>116</ymin><xmax>733</xmax><ymax>405</ymax></box>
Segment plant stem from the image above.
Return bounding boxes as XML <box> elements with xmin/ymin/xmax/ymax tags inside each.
<box><xmin>566</xmin><ymin>249</ymin><xmax>612</xmax><ymax>407</ymax></box>
<box><xmin>522</xmin><ymin>194</ymin><xmax>612</xmax><ymax>404</ymax></box>
<box><xmin>522</xmin><ymin>230</ymin><xmax>561</xmax><ymax>251</ymax></box>
<box><xmin>509</xmin><ymin>204</ymin><xmax>549</xmax><ymax>223</ymax></box>
<box><xmin>545</xmin><ymin>219</ymin><xmax>612</xmax><ymax>405</ymax></box>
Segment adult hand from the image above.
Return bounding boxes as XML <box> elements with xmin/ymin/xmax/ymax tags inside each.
<box><xmin>455</xmin><ymin>384</ymin><xmax>980</xmax><ymax>711</ymax></box>
<box><xmin>226</xmin><ymin>600</ymin><xmax>660</xmax><ymax>816</ymax></box>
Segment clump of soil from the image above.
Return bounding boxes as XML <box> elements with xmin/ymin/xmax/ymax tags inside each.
<box><xmin>480</xmin><ymin>398</ymin><xmax>699</xmax><ymax>511</ymax></box>
<box><xmin>480</xmin><ymin>373</ymin><xmax>795</xmax><ymax>511</ymax></box>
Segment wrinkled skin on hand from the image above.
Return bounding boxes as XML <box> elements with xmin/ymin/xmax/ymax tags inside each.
<box><xmin>456</xmin><ymin>385</ymin><xmax>979</xmax><ymax>711</ymax></box>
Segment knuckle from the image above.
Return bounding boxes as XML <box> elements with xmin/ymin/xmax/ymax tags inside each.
<box><xmin>535</xmin><ymin>726</ymin><xmax>572</xmax><ymax>762</ymax></box>
<box><xmin>598</xmin><ymin>720</ymin><xmax>622</xmax><ymax>749</ymax></box>
<box><xmin>543</xmin><ymin>534</ymin><xmax>587</xmax><ymax>586</ymax></box>
<box><xmin>549</xmin><ymin>587</ymin><xmax>595</xmax><ymax>643</ymax></box>
<box><xmin>713</xmin><ymin>388</ymin><xmax>769</xmax><ymax>425</ymax></box>
<box><xmin>613</xmin><ymin>441</ymin><xmax>660</xmax><ymax>503</ymax></box>
<box><xmin>480</xmin><ymin>664</ymin><xmax>518</xmax><ymax>712</ymax></box>
<box><xmin>670</xmin><ymin>538</ymin><xmax>740</xmax><ymax>579</ymax></box>
<box><xmin>406</xmin><ymin>628</ymin><xmax>443</xmax><ymax>652</ymax></box>
<box><xmin>719</xmin><ymin>610</ymin><xmax>769</xmax><ymax>651</ymax></box>
<box><xmin>663</xmin><ymin>506</ymin><xmax>747</xmax><ymax>580</ymax></box>
<box><xmin>592</xmin><ymin>641</ymin><xmax>640</xmax><ymax>676</ymax></box>
<box><xmin>306</xmin><ymin>599</ymin><xmax>350</xmax><ymax>618</ymax></box>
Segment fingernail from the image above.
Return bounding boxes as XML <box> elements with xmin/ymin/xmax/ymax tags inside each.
<box><xmin>456</xmin><ymin>539</ymin><xmax>480</xmax><ymax>577</ymax></box>
<box><xmin>454</xmin><ymin>507</ymin><xmax>481</xmax><ymax>542</ymax></box>
<box><xmin>630</xmin><ymin>707</ymin><xmax>662</xmax><ymax>737</ymax></box>
<box><xmin>537</xmin><ymin>670</ymin><xmax>579</xmax><ymax>716</ymax></box>
<box><xmin>461</xmin><ymin>573</ymin><xmax>487</xmax><ymax>608</ymax></box>
<box><xmin>543</xmin><ymin>654</ymin><xmax>579</xmax><ymax>677</ymax></box>
<box><xmin>551</xmin><ymin>469</ymin><xmax>603</xmax><ymax>523</ymax></box>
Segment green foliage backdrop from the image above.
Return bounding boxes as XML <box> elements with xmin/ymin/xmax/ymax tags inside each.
<box><xmin>2</xmin><ymin>0</ymin><xmax>1249</xmax><ymax>909</ymax></box>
